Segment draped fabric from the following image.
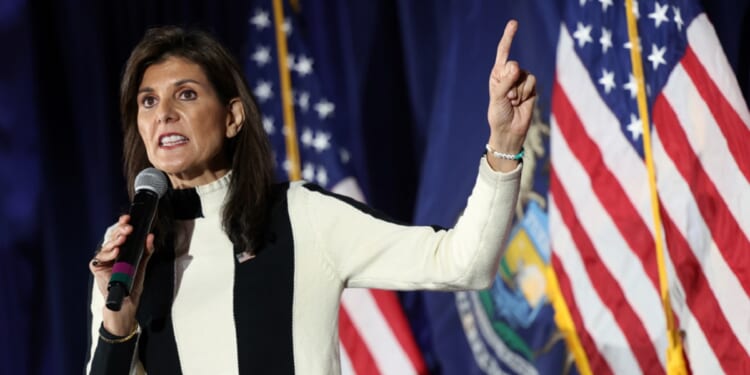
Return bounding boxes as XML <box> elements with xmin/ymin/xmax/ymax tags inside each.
<box><xmin>396</xmin><ymin>0</ymin><xmax>750</xmax><ymax>373</ymax></box>
<box><xmin>0</xmin><ymin>2</ymin><xmax>40</xmax><ymax>375</ymax></box>
<box><xmin>550</xmin><ymin>1</ymin><xmax>750</xmax><ymax>372</ymax></box>
<box><xmin>1</xmin><ymin>1</ymin><xmax>747</xmax><ymax>374</ymax></box>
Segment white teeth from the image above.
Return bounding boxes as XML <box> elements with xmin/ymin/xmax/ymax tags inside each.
<box><xmin>159</xmin><ymin>134</ymin><xmax>188</xmax><ymax>146</ymax></box>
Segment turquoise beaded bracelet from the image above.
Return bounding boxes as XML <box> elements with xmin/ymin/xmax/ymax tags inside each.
<box><xmin>485</xmin><ymin>144</ymin><xmax>525</xmax><ymax>160</ymax></box>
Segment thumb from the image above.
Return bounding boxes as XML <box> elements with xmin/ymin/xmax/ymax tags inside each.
<box><xmin>490</xmin><ymin>60</ymin><xmax>521</xmax><ymax>100</ymax></box>
<box><xmin>145</xmin><ymin>233</ymin><xmax>155</xmax><ymax>256</ymax></box>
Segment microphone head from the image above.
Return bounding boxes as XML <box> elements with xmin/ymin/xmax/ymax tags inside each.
<box><xmin>134</xmin><ymin>168</ymin><xmax>168</xmax><ymax>198</ymax></box>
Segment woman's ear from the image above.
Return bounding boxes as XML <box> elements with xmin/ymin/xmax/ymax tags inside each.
<box><xmin>226</xmin><ymin>98</ymin><xmax>245</xmax><ymax>138</ymax></box>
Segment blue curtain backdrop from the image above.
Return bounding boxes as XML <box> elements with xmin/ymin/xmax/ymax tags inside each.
<box><xmin>1</xmin><ymin>1</ymin><xmax>746</xmax><ymax>374</ymax></box>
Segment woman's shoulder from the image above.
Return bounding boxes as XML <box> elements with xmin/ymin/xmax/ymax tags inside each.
<box><xmin>276</xmin><ymin>180</ymin><xmax>325</xmax><ymax>196</ymax></box>
<box><xmin>268</xmin><ymin>180</ymin><xmax>320</xmax><ymax>207</ymax></box>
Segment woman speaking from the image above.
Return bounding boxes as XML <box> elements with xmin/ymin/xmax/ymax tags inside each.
<box><xmin>86</xmin><ymin>19</ymin><xmax>536</xmax><ymax>374</ymax></box>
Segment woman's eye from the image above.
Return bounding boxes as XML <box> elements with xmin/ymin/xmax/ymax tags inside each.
<box><xmin>179</xmin><ymin>90</ymin><xmax>197</xmax><ymax>100</ymax></box>
<box><xmin>141</xmin><ymin>96</ymin><xmax>157</xmax><ymax>108</ymax></box>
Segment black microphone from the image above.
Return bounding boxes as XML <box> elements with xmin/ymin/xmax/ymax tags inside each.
<box><xmin>106</xmin><ymin>168</ymin><xmax>168</xmax><ymax>311</ymax></box>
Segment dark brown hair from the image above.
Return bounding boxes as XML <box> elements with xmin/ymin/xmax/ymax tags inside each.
<box><xmin>120</xmin><ymin>26</ymin><xmax>274</xmax><ymax>253</ymax></box>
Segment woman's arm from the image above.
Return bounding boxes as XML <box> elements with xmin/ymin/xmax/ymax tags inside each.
<box><xmin>295</xmin><ymin>20</ymin><xmax>533</xmax><ymax>291</ymax></box>
<box><xmin>85</xmin><ymin>218</ymin><xmax>151</xmax><ymax>374</ymax></box>
<box><xmin>294</xmin><ymin>156</ymin><xmax>521</xmax><ymax>291</ymax></box>
<box><xmin>86</xmin><ymin>280</ymin><xmax>142</xmax><ymax>375</ymax></box>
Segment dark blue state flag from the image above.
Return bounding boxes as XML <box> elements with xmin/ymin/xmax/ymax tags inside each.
<box><xmin>397</xmin><ymin>1</ymin><xmax>577</xmax><ymax>374</ymax></box>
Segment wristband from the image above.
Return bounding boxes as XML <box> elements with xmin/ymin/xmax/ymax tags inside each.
<box><xmin>485</xmin><ymin>144</ymin><xmax>524</xmax><ymax>160</ymax></box>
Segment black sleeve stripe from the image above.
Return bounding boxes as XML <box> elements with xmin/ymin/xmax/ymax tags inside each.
<box><xmin>300</xmin><ymin>182</ymin><xmax>447</xmax><ymax>232</ymax></box>
<box><xmin>89</xmin><ymin>326</ymin><xmax>138</xmax><ymax>375</ymax></box>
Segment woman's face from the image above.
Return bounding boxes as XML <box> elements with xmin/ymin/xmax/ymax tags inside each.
<box><xmin>137</xmin><ymin>56</ymin><xmax>241</xmax><ymax>188</ymax></box>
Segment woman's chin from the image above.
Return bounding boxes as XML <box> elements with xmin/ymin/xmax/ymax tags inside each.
<box><xmin>149</xmin><ymin>160</ymin><xmax>189</xmax><ymax>175</ymax></box>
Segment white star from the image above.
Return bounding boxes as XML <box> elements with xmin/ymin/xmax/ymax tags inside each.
<box><xmin>339</xmin><ymin>148</ymin><xmax>351</xmax><ymax>164</ymax></box>
<box><xmin>302</xmin><ymin>162</ymin><xmax>315</xmax><ymax>181</ymax></box>
<box><xmin>262</xmin><ymin>115</ymin><xmax>275</xmax><ymax>134</ymax></box>
<box><xmin>648</xmin><ymin>2</ymin><xmax>670</xmax><ymax>28</ymax></box>
<box><xmin>283</xmin><ymin>17</ymin><xmax>293</xmax><ymax>35</ymax></box>
<box><xmin>300</xmin><ymin>127</ymin><xmax>314</xmax><ymax>148</ymax></box>
<box><xmin>249</xmin><ymin>10</ymin><xmax>271</xmax><ymax>30</ymax></box>
<box><xmin>282</xmin><ymin>158</ymin><xmax>295</xmax><ymax>172</ymax></box>
<box><xmin>295</xmin><ymin>55</ymin><xmax>314</xmax><ymax>77</ymax></box>
<box><xmin>624</xmin><ymin>73</ymin><xmax>638</xmax><ymax>99</ymax></box>
<box><xmin>599</xmin><ymin>0</ymin><xmax>613</xmax><ymax>12</ymax></box>
<box><xmin>625</xmin><ymin>0</ymin><xmax>640</xmax><ymax>19</ymax></box>
<box><xmin>253</xmin><ymin>81</ymin><xmax>273</xmax><ymax>102</ymax></box>
<box><xmin>573</xmin><ymin>22</ymin><xmax>593</xmax><ymax>48</ymax></box>
<box><xmin>647</xmin><ymin>44</ymin><xmax>667</xmax><ymax>70</ymax></box>
<box><xmin>598</xmin><ymin>69</ymin><xmax>616</xmax><ymax>94</ymax></box>
<box><xmin>626</xmin><ymin>113</ymin><xmax>643</xmax><ymax>140</ymax></box>
<box><xmin>314</xmin><ymin>99</ymin><xmax>335</xmax><ymax>119</ymax></box>
<box><xmin>251</xmin><ymin>45</ymin><xmax>271</xmax><ymax>67</ymax></box>
<box><xmin>579</xmin><ymin>0</ymin><xmax>587</xmax><ymax>6</ymax></box>
<box><xmin>600</xmin><ymin>28</ymin><xmax>613</xmax><ymax>53</ymax></box>
<box><xmin>297</xmin><ymin>91</ymin><xmax>310</xmax><ymax>112</ymax></box>
<box><xmin>673</xmin><ymin>6</ymin><xmax>684</xmax><ymax>31</ymax></box>
<box><xmin>623</xmin><ymin>37</ymin><xmax>642</xmax><ymax>52</ymax></box>
<box><xmin>312</xmin><ymin>131</ymin><xmax>331</xmax><ymax>153</ymax></box>
<box><xmin>316</xmin><ymin>166</ymin><xmax>328</xmax><ymax>187</ymax></box>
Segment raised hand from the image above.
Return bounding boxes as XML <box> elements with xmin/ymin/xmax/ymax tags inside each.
<box><xmin>486</xmin><ymin>20</ymin><xmax>537</xmax><ymax>172</ymax></box>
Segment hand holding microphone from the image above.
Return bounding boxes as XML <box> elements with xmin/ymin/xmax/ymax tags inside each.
<box><xmin>90</xmin><ymin>168</ymin><xmax>167</xmax><ymax>335</ymax></box>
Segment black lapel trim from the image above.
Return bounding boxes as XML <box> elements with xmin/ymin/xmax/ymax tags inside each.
<box><xmin>167</xmin><ymin>187</ymin><xmax>204</xmax><ymax>220</ymax></box>
<box><xmin>234</xmin><ymin>182</ymin><xmax>295</xmax><ymax>374</ymax></box>
<box><xmin>136</xmin><ymin>235</ymin><xmax>183</xmax><ymax>374</ymax></box>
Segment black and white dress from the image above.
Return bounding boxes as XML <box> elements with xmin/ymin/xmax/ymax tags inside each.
<box><xmin>86</xmin><ymin>157</ymin><xmax>521</xmax><ymax>374</ymax></box>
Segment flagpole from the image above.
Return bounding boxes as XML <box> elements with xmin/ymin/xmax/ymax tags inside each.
<box><xmin>623</xmin><ymin>1</ymin><xmax>686</xmax><ymax>373</ymax></box>
<box><xmin>272</xmin><ymin>0</ymin><xmax>301</xmax><ymax>181</ymax></box>
<box><xmin>544</xmin><ymin>266</ymin><xmax>593</xmax><ymax>374</ymax></box>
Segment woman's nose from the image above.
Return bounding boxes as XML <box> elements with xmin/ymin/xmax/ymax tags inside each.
<box><xmin>156</xmin><ymin>98</ymin><xmax>178</xmax><ymax>124</ymax></box>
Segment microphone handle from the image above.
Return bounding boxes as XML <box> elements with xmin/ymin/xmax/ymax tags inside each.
<box><xmin>106</xmin><ymin>190</ymin><xmax>159</xmax><ymax>311</ymax></box>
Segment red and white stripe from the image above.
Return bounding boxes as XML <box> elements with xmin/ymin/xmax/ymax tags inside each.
<box><xmin>332</xmin><ymin>178</ymin><xmax>428</xmax><ymax>375</ymax></box>
<box><xmin>652</xmin><ymin>14</ymin><xmax>750</xmax><ymax>373</ymax></box>
<box><xmin>550</xmin><ymin>14</ymin><xmax>750</xmax><ymax>375</ymax></box>
<box><xmin>339</xmin><ymin>289</ymin><xmax>427</xmax><ymax>375</ymax></box>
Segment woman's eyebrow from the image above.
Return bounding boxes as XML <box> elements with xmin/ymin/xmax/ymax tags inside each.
<box><xmin>137</xmin><ymin>79</ymin><xmax>204</xmax><ymax>94</ymax></box>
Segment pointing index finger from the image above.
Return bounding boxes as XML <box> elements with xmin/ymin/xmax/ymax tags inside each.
<box><xmin>495</xmin><ymin>20</ymin><xmax>518</xmax><ymax>66</ymax></box>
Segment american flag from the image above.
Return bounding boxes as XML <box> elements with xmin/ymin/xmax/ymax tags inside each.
<box><xmin>549</xmin><ymin>0</ymin><xmax>750</xmax><ymax>373</ymax></box>
<box><xmin>243</xmin><ymin>1</ymin><xmax>427</xmax><ymax>373</ymax></box>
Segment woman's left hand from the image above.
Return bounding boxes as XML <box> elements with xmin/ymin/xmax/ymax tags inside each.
<box><xmin>486</xmin><ymin>20</ymin><xmax>537</xmax><ymax>171</ymax></box>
